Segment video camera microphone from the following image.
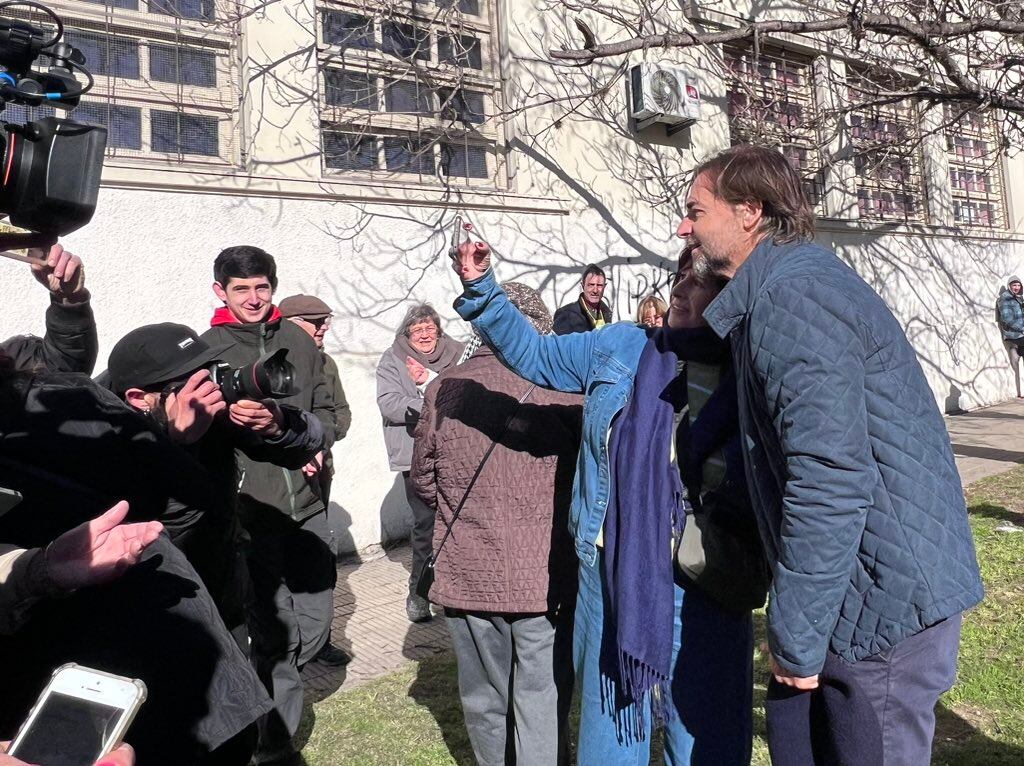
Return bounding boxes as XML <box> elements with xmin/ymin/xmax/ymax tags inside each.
<box><xmin>0</xmin><ymin>1</ymin><xmax>106</xmax><ymax>252</ymax></box>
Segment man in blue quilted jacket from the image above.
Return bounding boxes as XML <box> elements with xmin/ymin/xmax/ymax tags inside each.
<box><xmin>675</xmin><ymin>144</ymin><xmax>984</xmax><ymax>764</ymax></box>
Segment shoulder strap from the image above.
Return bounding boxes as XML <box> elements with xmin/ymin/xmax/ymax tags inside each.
<box><xmin>430</xmin><ymin>383</ymin><xmax>536</xmax><ymax>562</ymax></box>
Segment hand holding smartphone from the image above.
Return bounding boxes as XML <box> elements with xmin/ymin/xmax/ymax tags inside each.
<box><xmin>8</xmin><ymin>664</ymin><xmax>146</xmax><ymax>766</ymax></box>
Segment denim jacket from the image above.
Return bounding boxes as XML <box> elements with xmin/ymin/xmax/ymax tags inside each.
<box><xmin>455</xmin><ymin>270</ymin><xmax>646</xmax><ymax>566</ymax></box>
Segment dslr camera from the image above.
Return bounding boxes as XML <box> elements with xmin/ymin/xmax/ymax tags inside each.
<box><xmin>0</xmin><ymin>1</ymin><xmax>106</xmax><ymax>249</ymax></box>
<box><xmin>163</xmin><ymin>349</ymin><xmax>297</xmax><ymax>406</ymax></box>
<box><xmin>207</xmin><ymin>349</ymin><xmax>296</xmax><ymax>404</ymax></box>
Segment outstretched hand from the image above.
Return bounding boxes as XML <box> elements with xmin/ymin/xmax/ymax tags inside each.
<box><xmin>450</xmin><ymin>239</ymin><xmax>491</xmax><ymax>283</ymax></box>
<box><xmin>46</xmin><ymin>501</ymin><xmax>163</xmax><ymax>591</ymax></box>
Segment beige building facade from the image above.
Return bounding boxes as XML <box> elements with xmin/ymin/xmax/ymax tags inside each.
<box><xmin>3</xmin><ymin>0</ymin><xmax>1023</xmax><ymax>552</ymax></box>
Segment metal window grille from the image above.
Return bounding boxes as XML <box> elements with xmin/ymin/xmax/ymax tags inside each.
<box><xmin>324</xmin><ymin>69</ymin><xmax>378</xmax><ymax>109</ymax></box>
<box><xmin>63</xmin><ymin>30</ymin><xmax>140</xmax><ymax>79</ymax></box>
<box><xmin>324</xmin><ymin>131</ymin><xmax>379</xmax><ymax>171</ymax></box>
<box><xmin>151</xmin><ymin>109</ymin><xmax>219</xmax><ymax>156</ymax></box>
<box><xmin>437</xmin><ymin>33</ymin><xmax>481</xmax><ymax>70</ymax></box>
<box><xmin>383</xmin><ymin>135</ymin><xmax>435</xmax><ymax>175</ymax></box>
<box><xmin>437</xmin><ymin>87</ymin><xmax>484</xmax><ymax>124</ymax></box>
<box><xmin>440</xmin><ymin>141</ymin><xmax>488</xmax><ymax>178</ymax></box>
<box><xmin>72</xmin><ymin>101</ymin><xmax>143</xmax><ymax>150</ymax></box>
<box><xmin>322</xmin><ymin>10</ymin><xmax>375</xmax><ymax>50</ymax></box>
<box><xmin>945</xmin><ymin>108</ymin><xmax>1006</xmax><ymax>229</ymax></box>
<box><xmin>381</xmin><ymin>21</ymin><xmax>430</xmax><ymax>62</ymax></box>
<box><xmin>150</xmin><ymin>44</ymin><xmax>217</xmax><ymax>88</ymax></box>
<box><xmin>383</xmin><ymin>78</ymin><xmax>433</xmax><ymax>115</ymax></box>
<box><xmin>724</xmin><ymin>45</ymin><xmax>823</xmax><ymax>208</ymax></box>
<box><xmin>77</xmin><ymin>0</ymin><xmax>139</xmax><ymax>10</ymax></box>
<box><xmin>435</xmin><ymin>0</ymin><xmax>480</xmax><ymax>15</ymax></box>
<box><xmin>1</xmin><ymin>104</ymin><xmax>57</xmax><ymax>122</ymax></box>
<box><xmin>147</xmin><ymin>0</ymin><xmax>214</xmax><ymax>22</ymax></box>
<box><xmin>318</xmin><ymin>0</ymin><xmax>501</xmax><ymax>188</ymax></box>
<box><xmin>848</xmin><ymin>72</ymin><xmax>927</xmax><ymax>223</ymax></box>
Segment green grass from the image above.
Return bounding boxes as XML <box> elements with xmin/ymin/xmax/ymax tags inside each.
<box><xmin>300</xmin><ymin>468</ymin><xmax>1024</xmax><ymax>765</ymax></box>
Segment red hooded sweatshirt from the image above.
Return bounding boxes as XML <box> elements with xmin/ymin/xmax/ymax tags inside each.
<box><xmin>210</xmin><ymin>306</ymin><xmax>283</xmax><ymax>327</ymax></box>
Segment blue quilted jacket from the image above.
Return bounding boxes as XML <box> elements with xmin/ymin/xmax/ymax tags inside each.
<box><xmin>704</xmin><ymin>239</ymin><xmax>984</xmax><ymax>676</ymax></box>
<box><xmin>996</xmin><ymin>286</ymin><xmax>1024</xmax><ymax>340</ymax></box>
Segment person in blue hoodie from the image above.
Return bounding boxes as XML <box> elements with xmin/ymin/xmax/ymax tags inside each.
<box><xmin>449</xmin><ymin>244</ymin><xmax>758</xmax><ymax>764</ymax></box>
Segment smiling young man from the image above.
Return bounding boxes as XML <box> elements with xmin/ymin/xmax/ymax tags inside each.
<box><xmin>675</xmin><ymin>144</ymin><xmax>983</xmax><ymax>764</ymax></box>
<box><xmin>201</xmin><ymin>245</ymin><xmax>338</xmax><ymax>765</ymax></box>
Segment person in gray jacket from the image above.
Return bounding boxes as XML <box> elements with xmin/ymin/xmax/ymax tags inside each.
<box><xmin>376</xmin><ymin>304</ymin><xmax>463</xmax><ymax>623</ymax></box>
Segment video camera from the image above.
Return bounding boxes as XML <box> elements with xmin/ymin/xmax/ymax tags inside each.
<box><xmin>0</xmin><ymin>1</ymin><xmax>106</xmax><ymax>250</ymax></box>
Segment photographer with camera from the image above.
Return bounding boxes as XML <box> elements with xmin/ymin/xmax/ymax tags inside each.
<box><xmin>201</xmin><ymin>246</ymin><xmax>337</xmax><ymax>764</ymax></box>
<box><xmin>107</xmin><ymin>323</ymin><xmax>326</xmax><ymax>652</ymax></box>
<box><xmin>1</xmin><ymin>243</ymin><xmax>97</xmax><ymax>375</ymax></box>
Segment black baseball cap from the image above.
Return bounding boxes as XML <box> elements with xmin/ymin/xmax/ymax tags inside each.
<box><xmin>108</xmin><ymin>323</ymin><xmax>234</xmax><ymax>395</ymax></box>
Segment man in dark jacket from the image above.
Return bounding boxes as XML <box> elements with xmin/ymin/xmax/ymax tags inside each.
<box><xmin>279</xmin><ymin>293</ymin><xmax>353</xmax><ymax>666</ymax></box>
<box><xmin>0</xmin><ymin>362</ymin><xmax>273</xmax><ymax>765</ymax></box>
<box><xmin>107</xmin><ymin>322</ymin><xmax>325</xmax><ymax>652</ymax></box>
<box><xmin>552</xmin><ymin>264</ymin><xmax>612</xmax><ymax>335</ymax></box>
<box><xmin>200</xmin><ymin>246</ymin><xmax>337</xmax><ymax>764</ymax></box>
<box><xmin>411</xmin><ymin>283</ymin><xmax>581</xmax><ymax>765</ymax></box>
<box><xmin>678</xmin><ymin>144</ymin><xmax>984</xmax><ymax>764</ymax></box>
<box><xmin>1</xmin><ymin>243</ymin><xmax>97</xmax><ymax>374</ymax></box>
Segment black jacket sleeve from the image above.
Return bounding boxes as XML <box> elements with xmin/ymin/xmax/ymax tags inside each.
<box><xmin>232</xmin><ymin>405</ymin><xmax>325</xmax><ymax>469</ymax></box>
<box><xmin>0</xmin><ymin>296</ymin><xmax>98</xmax><ymax>375</ymax></box>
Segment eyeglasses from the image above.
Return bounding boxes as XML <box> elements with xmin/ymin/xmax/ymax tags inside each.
<box><xmin>408</xmin><ymin>325</ymin><xmax>439</xmax><ymax>339</ymax></box>
<box><xmin>300</xmin><ymin>316</ymin><xmax>332</xmax><ymax>330</ymax></box>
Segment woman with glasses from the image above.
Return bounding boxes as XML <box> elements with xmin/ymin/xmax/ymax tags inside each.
<box><xmin>375</xmin><ymin>304</ymin><xmax>464</xmax><ymax>623</ymax></box>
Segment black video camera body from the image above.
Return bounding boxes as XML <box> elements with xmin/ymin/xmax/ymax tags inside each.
<box><xmin>0</xmin><ymin>2</ymin><xmax>107</xmax><ymax>249</ymax></box>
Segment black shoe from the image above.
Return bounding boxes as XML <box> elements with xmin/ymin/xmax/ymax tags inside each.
<box><xmin>315</xmin><ymin>642</ymin><xmax>352</xmax><ymax>667</ymax></box>
<box><xmin>406</xmin><ymin>593</ymin><xmax>432</xmax><ymax>623</ymax></box>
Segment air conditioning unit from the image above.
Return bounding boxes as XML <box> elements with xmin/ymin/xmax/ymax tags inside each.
<box><xmin>629</xmin><ymin>63</ymin><xmax>701</xmax><ymax>132</ymax></box>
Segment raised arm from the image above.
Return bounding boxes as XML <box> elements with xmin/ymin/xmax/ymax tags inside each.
<box><xmin>451</xmin><ymin>241</ymin><xmax>596</xmax><ymax>394</ymax></box>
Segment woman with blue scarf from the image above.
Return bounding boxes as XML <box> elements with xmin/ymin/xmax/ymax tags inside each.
<box><xmin>450</xmin><ymin>242</ymin><xmax>755</xmax><ymax>764</ymax></box>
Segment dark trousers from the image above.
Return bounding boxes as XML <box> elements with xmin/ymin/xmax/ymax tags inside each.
<box><xmin>766</xmin><ymin>614</ymin><xmax>962</xmax><ymax>766</ymax></box>
<box><xmin>446</xmin><ymin>609</ymin><xmax>575</xmax><ymax>766</ymax></box>
<box><xmin>403</xmin><ymin>471</ymin><xmax>435</xmax><ymax>595</ymax></box>
<box><xmin>247</xmin><ymin>510</ymin><xmax>337</xmax><ymax>760</ymax></box>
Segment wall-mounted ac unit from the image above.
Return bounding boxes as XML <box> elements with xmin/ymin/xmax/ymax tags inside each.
<box><xmin>629</xmin><ymin>63</ymin><xmax>701</xmax><ymax>132</ymax></box>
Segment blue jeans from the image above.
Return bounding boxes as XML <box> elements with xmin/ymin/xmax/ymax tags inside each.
<box><xmin>574</xmin><ymin>552</ymin><xmax>753</xmax><ymax>765</ymax></box>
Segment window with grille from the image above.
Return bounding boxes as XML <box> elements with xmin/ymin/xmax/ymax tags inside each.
<box><xmin>29</xmin><ymin>2</ymin><xmax>235</xmax><ymax>165</ymax></box>
<box><xmin>318</xmin><ymin>0</ymin><xmax>503</xmax><ymax>188</ymax></box>
<box><xmin>847</xmin><ymin>71</ymin><xmax>927</xmax><ymax>223</ymax></box>
<box><xmin>724</xmin><ymin>45</ymin><xmax>823</xmax><ymax>208</ymax></box>
<box><xmin>945</xmin><ymin>109</ymin><xmax>1006</xmax><ymax>229</ymax></box>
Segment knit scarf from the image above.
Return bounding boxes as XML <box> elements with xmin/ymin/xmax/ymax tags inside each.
<box><xmin>578</xmin><ymin>295</ymin><xmax>611</xmax><ymax>329</ymax></box>
<box><xmin>391</xmin><ymin>332</ymin><xmax>463</xmax><ymax>372</ymax></box>
<box><xmin>602</xmin><ymin>330</ymin><xmax>687</xmax><ymax>736</ymax></box>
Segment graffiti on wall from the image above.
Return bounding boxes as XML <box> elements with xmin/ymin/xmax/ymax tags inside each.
<box><xmin>608</xmin><ymin>260</ymin><xmax>676</xmax><ymax>320</ymax></box>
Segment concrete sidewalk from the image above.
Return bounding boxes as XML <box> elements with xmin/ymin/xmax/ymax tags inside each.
<box><xmin>303</xmin><ymin>397</ymin><xmax>1024</xmax><ymax>701</ymax></box>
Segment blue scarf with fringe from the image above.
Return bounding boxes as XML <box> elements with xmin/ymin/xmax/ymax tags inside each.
<box><xmin>601</xmin><ymin>329</ymin><xmax>689</xmax><ymax>736</ymax></box>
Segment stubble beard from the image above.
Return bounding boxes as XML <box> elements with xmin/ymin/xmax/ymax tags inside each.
<box><xmin>691</xmin><ymin>246</ymin><xmax>731</xmax><ymax>285</ymax></box>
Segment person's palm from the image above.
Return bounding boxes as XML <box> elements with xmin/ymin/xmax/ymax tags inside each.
<box><xmin>46</xmin><ymin>502</ymin><xmax>163</xmax><ymax>590</ymax></box>
<box><xmin>451</xmin><ymin>240</ymin><xmax>491</xmax><ymax>282</ymax></box>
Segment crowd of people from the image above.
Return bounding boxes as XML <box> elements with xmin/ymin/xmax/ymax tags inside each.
<box><xmin>0</xmin><ymin>143</ymin><xmax>986</xmax><ymax>766</ymax></box>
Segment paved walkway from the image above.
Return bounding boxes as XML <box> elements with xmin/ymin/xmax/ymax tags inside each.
<box><xmin>303</xmin><ymin>398</ymin><xmax>1024</xmax><ymax>700</ymax></box>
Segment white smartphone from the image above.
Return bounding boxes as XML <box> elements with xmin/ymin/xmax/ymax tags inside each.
<box><xmin>8</xmin><ymin>663</ymin><xmax>147</xmax><ymax>766</ymax></box>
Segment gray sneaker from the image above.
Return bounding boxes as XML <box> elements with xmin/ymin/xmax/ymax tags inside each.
<box><xmin>406</xmin><ymin>593</ymin><xmax>432</xmax><ymax>623</ymax></box>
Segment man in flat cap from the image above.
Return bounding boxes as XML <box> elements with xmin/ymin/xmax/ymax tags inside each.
<box><xmin>279</xmin><ymin>295</ymin><xmax>352</xmax><ymax>667</ymax></box>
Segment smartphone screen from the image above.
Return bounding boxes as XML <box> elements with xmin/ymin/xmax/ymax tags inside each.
<box><xmin>11</xmin><ymin>691</ymin><xmax>124</xmax><ymax>766</ymax></box>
